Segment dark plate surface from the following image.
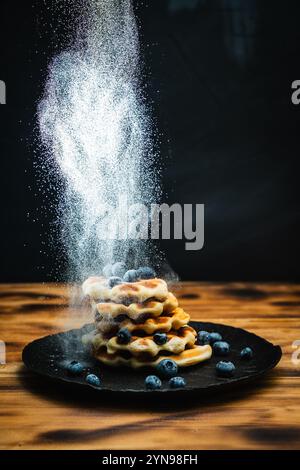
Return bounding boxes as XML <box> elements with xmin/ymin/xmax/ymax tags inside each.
<box><xmin>22</xmin><ymin>322</ymin><xmax>282</xmax><ymax>396</ymax></box>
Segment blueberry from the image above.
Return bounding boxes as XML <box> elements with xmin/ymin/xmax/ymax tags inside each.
<box><xmin>153</xmin><ymin>333</ymin><xmax>168</xmax><ymax>345</ymax></box>
<box><xmin>197</xmin><ymin>330</ymin><xmax>210</xmax><ymax>345</ymax></box>
<box><xmin>156</xmin><ymin>359</ymin><xmax>178</xmax><ymax>378</ymax></box>
<box><xmin>137</xmin><ymin>266</ymin><xmax>156</xmax><ymax>280</ymax></box>
<box><xmin>102</xmin><ymin>264</ymin><xmax>112</xmax><ymax>278</ymax></box>
<box><xmin>117</xmin><ymin>328</ymin><xmax>131</xmax><ymax>344</ymax></box>
<box><xmin>216</xmin><ymin>361</ymin><xmax>235</xmax><ymax>377</ymax></box>
<box><xmin>67</xmin><ymin>360</ymin><xmax>84</xmax><ymax>376</ymax></box>
<box><xmin>112</xmin><ymin>262</ymin><xmax>126</xmax><ymax>278</ymax></box>
<box><xmin>85</xmin><ymin>373</ymin><xmax>101</xmax><ymax>387</ymax></box>
<box><xmin>240</xmin><ymin>347</ymin><xmax>253</xmax><ymax>360</ymax></box>
<box><xmin>209</xmin><ymin>332</ymin><xmax>222</xmax><ymax>344</ymax></box>
<box><xmin>213</xmin><ymin>341</ymin><xmax>230</xmax><ymax>356</ymax></box>
<box><xmin>108</xmin><ymin>276</ymin><xmax>123</xmax><ymax>288</ymax></box>
<box><xmin>169</xmin><ymin>376</ymin><xmax>186</xmax><ymax>389</ymax></box>
<box><xmin>123</xmin><ymin>269</ymin><xmax>139</xmax><ymax>283</ymax></box>
<box><xmin>145</xmin><ymin>375</ymin><xmax>162</xmax><ymax>390</ymax></box>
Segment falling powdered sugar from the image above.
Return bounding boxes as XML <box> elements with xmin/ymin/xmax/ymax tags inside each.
<box><xmin>38</xmin><ymin>0</ymin><xmax>161</xmax><ymax>282</ymax></box>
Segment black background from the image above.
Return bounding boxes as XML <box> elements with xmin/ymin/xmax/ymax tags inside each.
<box><xmin>1</xmin><ymin>0</ymin><xmax>300</xmax><ymax>282</ymax></box>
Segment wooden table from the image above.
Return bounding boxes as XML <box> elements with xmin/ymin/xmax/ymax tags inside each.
<box><xmin>0</xmin><ymin>282</ymin><xmax>300</xmax><ymax>450</ymax></box>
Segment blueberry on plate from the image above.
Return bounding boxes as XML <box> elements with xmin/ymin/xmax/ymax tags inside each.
<box><xmin>156</xmin><ymin>359</ymin><xmax>178</xmax><ymax>378</ymax></box>
<box><xmin>123</xmin><ymin>269</ymin><xmax>139</xmax><ymax>283</ymax></box>
<box><xmin>111</xmin><ymin>262</ymin><xmax>127</xmax><ymax>278</ymax></box>
<box><xmin>153</xmin><ymin>332</ymin><xmax>168</xmax><ymax>345</ymax></box>
<box><xmin>137</xmin><ymin>266</ymin><xmax>156</xmax><ymax>280</ymax></box>
<box><xmin>67</xmin><ymin>360</ymin><xmax>84</xmax><ymax>376</ymax></box>
<box><xmin>117</xmin><ymin>328</ymin><xmax>131</xmax><ymax>344</ymax></box>
<box><xmin>169</xmin><ymin>376</ymin><xmax>186</xmax><ymax>389</ymax></box>
<box><xmin>145</xmin><ymin>375</ymin><xmax>162</xmax><ymax>390</ymax></box>
<box><xmin>240</xmin><ymin>346</ymin><xmax>254</xmax><ymax>360</ymax></box>
<box><xmin>213</xmin><ymin>341</ymin><xmax>230</xmax><ymax>356</ymax></box>
<box><xmin>197</xmin><ymin>330</ymin><xmax>210</xmax><ymax>345</ymax></box>
<box><xmin>108</xmin><ymin>276</ymin><xmax>123</xmax><ymax>288</ymax></box>
<box><xmin>216</xmin><ymin>361</ymin><xmax>235</xmax><ymax>378</ymax></box>
<box><xmin>102</xmin><ymin>264</ymin><xmax>113</xmax><ymax>278</ymax></box>
<box><xmin>85</xmin><ymin>373</ymin><xmax>101</xmax><ymax>387</ymax></box>
<box><xmin>209</xmin><ymin>332</ymin><xmax>222</xmax><ymax>344</ymax></box>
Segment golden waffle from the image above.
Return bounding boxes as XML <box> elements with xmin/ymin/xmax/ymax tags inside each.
<box><xmin>95</xmin><ymin>307</ymin><xmax>190</xmax><ymax>335</ymax></box>
<box><xmin>82</xmin><ymin>276</ymin><xmax>107</xmax><ymax>300</ymax></box>
<box><xmin>95</xmin><ymin>292</ymin><xmax>178</xmax><ymax>322</ymax></box>
<box><xmin>83</xmin><ymin>326</ymin><xmax>197</xmax><ymax>358</ymax></box>
<box><xmin>93</xmin><ymin>344</ymin><xmax>212</xmax><ymax>369</ymax></box>
<box><xmin>82</xmin><ymin>276</ymin><xmax>168</xmax><ymax>304</ymax></box>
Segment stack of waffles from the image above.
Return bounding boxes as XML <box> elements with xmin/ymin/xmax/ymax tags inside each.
<box><xmin>82</xmin><ymin>276</ymin><xmax>212</xmax><ymax>369</ymax></box>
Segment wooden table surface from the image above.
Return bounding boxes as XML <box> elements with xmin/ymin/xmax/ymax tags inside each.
<box><xmin>0</xmin><ymin>282</ymin><xmax>300</xmax><ymax>450</ymax></box>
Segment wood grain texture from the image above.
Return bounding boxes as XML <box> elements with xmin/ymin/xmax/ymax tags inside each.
<box><xmin>0</xmin><ymin>282</ymin><xmax>299</xmax><ymax>450</ymax></box>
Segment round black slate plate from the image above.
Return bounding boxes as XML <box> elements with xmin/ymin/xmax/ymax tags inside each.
<box><xmin>22</xmin><ymin>322</ymin><xmax>281</xmax><ymax>396</ymax></box>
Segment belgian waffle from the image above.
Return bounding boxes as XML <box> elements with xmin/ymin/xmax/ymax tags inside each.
<box><xmin>82</xmin><ymin>276</ymin><xmax>168</xmax><ymax>304</ymax></box>
<box><xmin>93</xmin><ymin>344</ymin><xmax>212</xmax><ymax>369</ymax></box>
<box><xmin>83</xmin><ymin>325</ymin><xmax>197</xmax><ymax>358</ymax></box>
<box><xmin>95</xmin><ymin>307</ymin><xmax>190</xmax><ymax>335</ymax></box>
<box><xmin>95</xmin><ymin>292</ymin><xmax>178</xmax><ymax>322</ymax></box>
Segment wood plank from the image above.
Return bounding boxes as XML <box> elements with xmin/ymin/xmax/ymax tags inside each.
<box><xmin>0</xmin><ymin>282</ymin><xmax>299</xmax><ymax>449</ymax></box>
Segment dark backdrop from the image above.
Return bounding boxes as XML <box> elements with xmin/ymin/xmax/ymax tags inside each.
<box><xmin>1</xmin><ymin>0</ymin><xmax>300</xmax><ymax>282</ymax></box>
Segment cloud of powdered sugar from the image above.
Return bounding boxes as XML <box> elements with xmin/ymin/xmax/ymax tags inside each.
<box><xmin>38</xmin><ymin>0</ymin><xmax>163</xmax><ymax>282</ymax></box>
